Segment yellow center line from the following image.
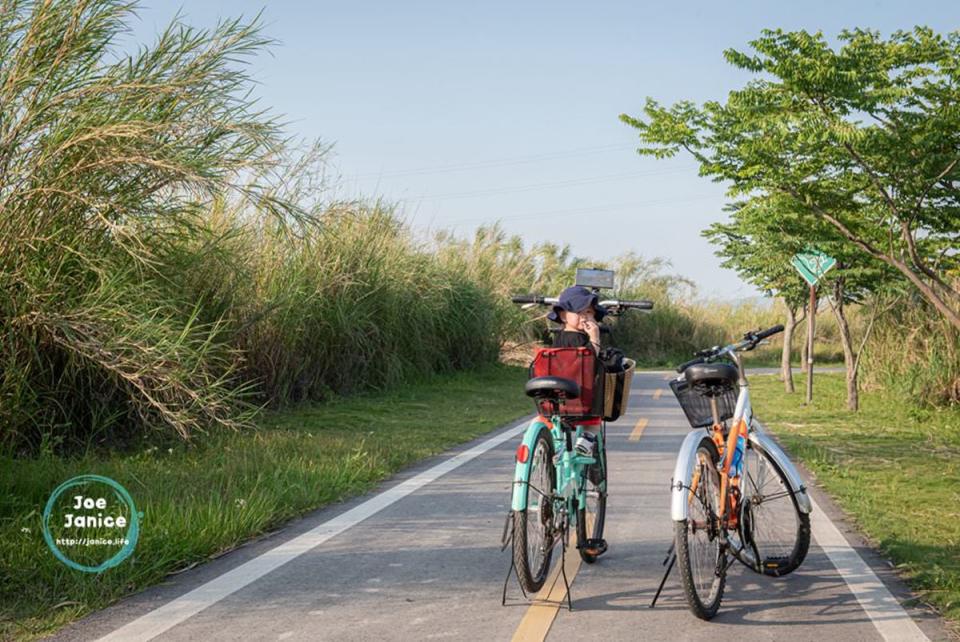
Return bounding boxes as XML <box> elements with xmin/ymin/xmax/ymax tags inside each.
<box><xmin>510</xmin><ymin>531</ymin><xmax>583</xmax><ymax>642</ymax></box>
<box><xmin>652</xmin><ymin>388</ymin><xmax>663</xmax><ymax>400</ymax></box>
<box><xmin>628</xmin><ymin>417</ymin><xmax>649</xmax><ymax>442</ymax></box>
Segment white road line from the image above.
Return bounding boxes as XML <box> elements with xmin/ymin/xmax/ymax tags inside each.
<box><xmin>809</xmin><ymin>496</ymin><xmax>929</xmax><ymax>641</ymax></box>
<box><xmin>97</xmin><ymin>418</ymin><xmax>531</xmax><ymax>642</ymax></box>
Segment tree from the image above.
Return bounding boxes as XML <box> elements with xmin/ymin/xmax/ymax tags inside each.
<box><xmin>703</xmin><ymin>201</ymin><xmax>809</xmax><ymax>393</ymax></box>
<box><xmin>621</xmin><ymin>27</ymin><xmax>960</xmax><ymax>331</ymax></box>
<box><xmin>705</xmin><ymin>189</ymin><xmax>897</xmax><ymax>410</ymax></box>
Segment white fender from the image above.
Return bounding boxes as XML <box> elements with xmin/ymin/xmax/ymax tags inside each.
<box><xmin>670</xmin><ymin>431</ymin><xmax>708</xmax><ymax>522</ymax></box>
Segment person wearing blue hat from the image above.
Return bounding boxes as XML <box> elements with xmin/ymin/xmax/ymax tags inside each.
<box><xmin>548</xmin><ymin>285</ymin><xmax>608</xmax><ymax>551</ymax></box>
<box><xmin>548</xmin><ymin>285</ymin><xmax>607</xmax><ymax>353</ymax></box>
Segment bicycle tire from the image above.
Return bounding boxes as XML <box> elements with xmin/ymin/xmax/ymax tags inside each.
<box><xmin>740</xmin><ymin>440</ymin><xmax>811</xmax><ymax>577</ymax></box>
<box><xmin>512</xmin><ymin>425</ymin><xmax>556</xmax><ymax>593</ymax></box>
<box><xmin>675</xmin><ymin>435</ymin><xmax>726</xmax><ymax>620</ymax></box>
<box><xmin>577</xmin><ymin>429</ymin><xmax>607</xmax><ymax>564</ymax></box>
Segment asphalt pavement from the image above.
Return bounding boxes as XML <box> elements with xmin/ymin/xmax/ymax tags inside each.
<box><xmin>47</xmin><ymin>371</ymin><xmax>951</xmax><ymax>642</ymax></box>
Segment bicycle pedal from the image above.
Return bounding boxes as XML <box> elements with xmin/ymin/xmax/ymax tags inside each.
<box><xmin>582</xmin><ymin>538</ymin><xmax>608</xmax><ymax>556</ymax></box>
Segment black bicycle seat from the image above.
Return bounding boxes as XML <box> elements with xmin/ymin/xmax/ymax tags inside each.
<box><xmin>684</xmin><ymin>362</ymin><xmax>738</xmax><ymax>393</ymax></box>
<box><xmin>524</xmin><ymin>376</ymin><xmax>580</xmax><ymax>400</ymax></box>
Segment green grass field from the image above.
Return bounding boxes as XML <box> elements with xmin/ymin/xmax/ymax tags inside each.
<box><xmin>751</xmin><ymin>373</ymin><xmax>960</xmax><ymax>627</ymax></box>
<box><xmin>0</xmin><ymin>365</ymin><xmax>531</xmax><ymax>640</ymax></box>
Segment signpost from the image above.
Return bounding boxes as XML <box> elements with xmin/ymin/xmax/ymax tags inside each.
<box><xmin>790</xmin><ymin>249</ymin><xmax>837</xmax><ymax>403</ymax></box>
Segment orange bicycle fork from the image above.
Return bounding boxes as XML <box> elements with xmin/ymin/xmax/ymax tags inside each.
<box><xmin>716</xmin><ymin>418</ymin><xmax>747</xmax><ymax>529</ymax></box>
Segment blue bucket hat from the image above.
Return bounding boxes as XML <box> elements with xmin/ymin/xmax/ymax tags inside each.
<box><xmin>547</xmin><ymin>285</ymin><xmax>607</xmax><ymax>323</ymax></box>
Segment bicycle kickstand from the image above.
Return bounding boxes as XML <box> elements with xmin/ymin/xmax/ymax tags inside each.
<box><xmin>502</xmin><ymin>557</ymin><xmax>525</xmax><ymax>606</ymax></box>
<box><xmin>500</xmin><ymin>511</ymin><xmax>528</xmax><ymax>606</ymax></box>
<box><xmin>650</xmin><ymin>543</ymin><xmax>676</xmax><ymax>608</ymax></box>
<box><xmin>559</xmin><ymin>528</ymin><xmax>573</xmax><ymax>611</ymax></box>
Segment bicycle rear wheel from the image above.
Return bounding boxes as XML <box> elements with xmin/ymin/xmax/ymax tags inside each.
<box><xmin>577</xmin><ymin>429</ymin><xmax>607</xmax><ymax>564</ymax></box>
<box><xmin>675</xmin><ymin>436</ymin><xmax>726</xmax><ymax>620</ymax></box>
<box><xmin>512</xmin><ymin>426</ymin><xmax>556</xmax><ymax>593</ymax></box>
<box><xmin>740</xmin><ymin>440</ymin><xmax>810</xmax><ymax>576</ymax></box>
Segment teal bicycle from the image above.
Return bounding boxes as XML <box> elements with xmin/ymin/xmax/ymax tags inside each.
<box><xmin>502</xmin><ymin>276</ymin><xmax>651</xmax><ymax>602</ymax></box>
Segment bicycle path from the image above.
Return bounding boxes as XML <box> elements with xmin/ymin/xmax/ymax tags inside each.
<box><xmin>48</xmin><ymin>372</ymin><xmax>951</xmax><ymax>642</ymax></box>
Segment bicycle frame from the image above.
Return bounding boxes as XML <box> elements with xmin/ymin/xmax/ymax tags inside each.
<box><xmin>669</xmin><ymin>347</ymin><xmax>812</xmax><ymax>527</ymax></box>
<box><xmin>511</xmin><ymin>414</ymin><xmax>602</xmax><ymax>526</ymax></box>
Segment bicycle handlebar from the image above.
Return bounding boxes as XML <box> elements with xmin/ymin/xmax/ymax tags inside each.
<box><xmin>510</xmin><ymin>294</ymin><xmax>653</xmax><ymax>312</ymax></box>
<box><xmin>676</xmin><ymin>324</ymin><xmax>786</xmax><ymax>373</ymax></box>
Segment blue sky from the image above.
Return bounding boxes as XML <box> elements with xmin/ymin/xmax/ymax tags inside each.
<box><xmin>130</xmin><ymin>1</ymin><xmax>959</xmax><ymax>300</ymax></box>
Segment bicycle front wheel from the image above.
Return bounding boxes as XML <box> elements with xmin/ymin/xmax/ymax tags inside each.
<box><xmin>577</xmin><ymin>429</ymin><xmax>607</xmax><ymax>564</ymax></box>
<box><xmin>512</xmin><ymin>426</ymin><xmax>556</xmax><ymax>593</ymax></box>
<box><xmin>740</xmin><ymin>440</ymin><xmax>810</xmax><ymax>576</ymax></box>
<box><xmin>675</xmin><ymin>436</ymin><xmax>726</xmax><ymax>620</ymax></box>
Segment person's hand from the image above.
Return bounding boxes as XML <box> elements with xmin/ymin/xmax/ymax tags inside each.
<box><xmin>582</xmin><ymin>317</ymin><xmax>600</xmax><ymax>344</ymax></box>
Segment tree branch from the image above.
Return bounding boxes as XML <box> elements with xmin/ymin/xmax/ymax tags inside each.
<box><xmin>900</xmin><ymin>218</ymin><xmax>955</xmax><ymax>297</ymax></box>
<box><xmin>916</xmin><ymin>158</ymin><xmax>958</xmax><ymax>212</ymax></box>
<box><xmin>777</xmin><ymin>185</ymin><xmax>960</xmax><ymax>329</ymax></box>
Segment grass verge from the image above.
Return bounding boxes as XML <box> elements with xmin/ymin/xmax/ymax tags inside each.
<box><xmin>0</xmin><ymin>364</ymin><xmax>531</xmax><ymax>640</ymax></box>
<box><xmin>751</xmin><ymin>373</ymin><xmax>960</xmax><ymax>628</ymax></box>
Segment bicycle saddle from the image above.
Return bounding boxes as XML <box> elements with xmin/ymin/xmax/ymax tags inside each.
<box><xmin>684</xmin><ymin>362</ymin><xmax>738</xmax><ymax>394</ymax></box>
<box><xmin>524</xmin><ymin>376</ymin><xmax>580</xmax><ymax>400</ymax></box>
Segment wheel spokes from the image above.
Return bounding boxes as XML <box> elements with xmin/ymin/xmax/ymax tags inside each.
<box><xmin>743</xmin><ymin>448</ymin><xmax>798</xmax><ymax>561</ymax></box>
<box><xmin>526</xmin><ymin>439</ymin><xmax>554</xmax><ymax>575</ymax></box>
<box><xmin>687</xmin><ymin>452</ymin><xmax>722</xmax><ymax>598</ymax></box>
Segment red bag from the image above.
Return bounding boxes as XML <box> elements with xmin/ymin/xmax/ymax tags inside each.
<box><xmin>529</xmin><ymin>347</ymin><xmax>599</xmax><ymax>417</ymax></box>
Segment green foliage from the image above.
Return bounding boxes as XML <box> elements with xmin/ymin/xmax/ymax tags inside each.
<box><xmin>213</xmin><ymin>200</ymin><xmax>503</xmax><ymax>404</ymax></box>
<box><xmin>862</xmin><ymin>293</ymin><xmax>960</xmax><ymax>404</ymax></box>
<box><xmin>0</xmin><ymin>365</ymin><xmax>531</xmax><ymax>639</ymax></box>
<box><xmin>622</xmin><ymin>27</ymin><xmax>960</xmax><ymax>330</ymax></box>
<box><xmin>0</xmin><ymin>0</ymin><xmax>282</xmax><ymax>452</ymax></box>
<box><xmin>753</xmin><ymin>373</ymin><xmax>960</xmax><ymax>625</ymax></box>
<box><xmin>0</xmin><ymin>2</ymin><xmax>507</xmax><ymax>454</ymax></box>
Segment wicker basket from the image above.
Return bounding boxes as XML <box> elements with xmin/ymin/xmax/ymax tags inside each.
<box><xmin>602</xmin><ymin>358</ymin><xmax>635</xmax><ymax>421</ymax></box>
<box><xmin>669</xmin><ymin>376</ymin><xmax>739</xmax><ymax>428</ymax></box>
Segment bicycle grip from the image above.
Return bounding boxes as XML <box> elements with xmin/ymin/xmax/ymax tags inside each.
<box><xmin>619</xmin><ymin>299</ymin><xmax>654</xmax><ymax>310</ymax></box>
<box><xmin>511</xmin><ymin>294</ymin><xmax>542</xmax><ymax>304</ymax></box>
<box><xmin>755</xmin><ymin>324</ymin><xmax>785</xmax><ymax>341</ymax></box>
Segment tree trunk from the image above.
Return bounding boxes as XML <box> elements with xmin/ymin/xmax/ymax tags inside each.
<box><xmin>800</xmin><ymin>312</ymin><xmax>810</xmax><ymax>375</ymax></box>
<box><xmin>806</xmin><ymin>285</ymin><xmax>816</xmax><ymax>404</ymax></box>
<box><xmin>830</xmin><ymin>278</ymin><xmax>859</xmax><ymax>411</ymax></box>
<box><xmin>781</xmin><ymin>304</ymin><xmax>797</xmax><ymax>393</ymax></box>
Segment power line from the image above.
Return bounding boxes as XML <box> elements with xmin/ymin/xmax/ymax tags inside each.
<box><xmin>349</xmin><ymin>143</ymin><xmax>639</xmax><ymax>179</ymax></box>
<box><xmin>433</xmin><ymin>193</ymin><xmax>720</xmax><ymax>227</ymax></box>
<box><xmin>410</xmin><ymin>166</ymin><xmax>697</xmax><ymax>201</ymax></box>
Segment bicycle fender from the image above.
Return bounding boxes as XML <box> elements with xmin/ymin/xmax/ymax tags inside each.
<box><xmin>511</xmin><ymin>418</ymin><xmax>551</xmax><ymax>512</ymax></box>
<box><xmin>749</xmin><ymin>421</ymin><xmax>813</xmax><ymax>514</ymax></box>
<box><xmin>670</xmin><ymin>430</ymin><xmax>707</xmax><ymax>522</ymax></box>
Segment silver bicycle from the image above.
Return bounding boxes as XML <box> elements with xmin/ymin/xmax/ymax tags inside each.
<box><xmin>653</xmin><ymin>325</ymin><xmax>812</xmax><ymax>620</ymax></box>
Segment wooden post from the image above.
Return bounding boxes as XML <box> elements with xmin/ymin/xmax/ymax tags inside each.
<box><xmin>806</xmin><ymin>284</ymin><xmax>816</xmax><ymax>404</ymax></box>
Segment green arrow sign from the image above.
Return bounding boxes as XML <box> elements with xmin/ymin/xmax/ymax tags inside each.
<box><xmin>791</xmin><ymin>249</ymin><xmax>837</xmax><ymax>286</ymax></box>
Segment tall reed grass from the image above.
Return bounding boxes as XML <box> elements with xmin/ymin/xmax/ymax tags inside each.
<box><xmin>0</xmin><ymin>2</ymin><xmax>506</xmax><ymax>454</ymax></box>
<box><xmin>3</xmin><ymin>0</ymin><xmax>938</xmax><ymax>460</ymax></box>
<box><xmin>0</xmin><ymin>0</ymin><xmax>282</xmax><ymax>453</ymax></box>
<box><xmin>861</xmin><ymin>292</ymin><xmax>960</xmax><ymax>405</ymax></box>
